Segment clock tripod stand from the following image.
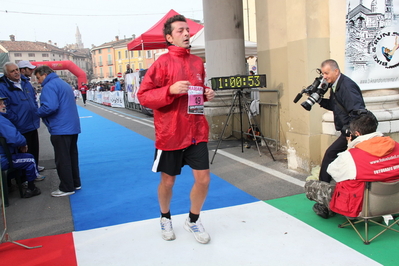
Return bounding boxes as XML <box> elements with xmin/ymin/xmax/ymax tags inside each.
<box><xmin>210</xmin><ymin>88</ymin><xmax>275</xmax><ymax>164</ymax></box>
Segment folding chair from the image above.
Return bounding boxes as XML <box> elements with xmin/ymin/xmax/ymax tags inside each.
<box><xmin>338</xmin><ymin>180</ymin><xmax>399</xmax><ymax>244</ymax></box>
<box><xmin>0</xmin><ymin>137</ymin><xmax>24</xmax><ymax>207</ymax></box>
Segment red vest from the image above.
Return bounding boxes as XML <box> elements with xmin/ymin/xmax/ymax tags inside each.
<box><xmin>330</xmin><ymin>143</ymin><xmax>399</xmax><ymax>217</ymax></box>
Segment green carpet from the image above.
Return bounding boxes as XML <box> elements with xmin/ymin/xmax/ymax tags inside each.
<box><xmin>266</xmin><ymin>194</ymin><xmax>399</xmax><ymax>266</ymax></box>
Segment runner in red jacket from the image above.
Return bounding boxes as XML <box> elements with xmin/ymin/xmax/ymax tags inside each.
<box><xmin>138</xmin><ymin>15</ymin><xmax>215</xmax><ymax>244</ymax></box>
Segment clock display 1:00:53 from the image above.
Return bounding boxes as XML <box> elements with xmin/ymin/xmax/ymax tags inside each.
<box><xmin>212</xmin><ymin>75</ymin><xmax>266</xmax><ymax>90</ymax></box>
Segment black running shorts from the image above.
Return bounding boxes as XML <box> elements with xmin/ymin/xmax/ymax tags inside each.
<box><xmin>152</xmin><ymin>142</ymin><xmax>209</xmax><ymax>176</ymax></box>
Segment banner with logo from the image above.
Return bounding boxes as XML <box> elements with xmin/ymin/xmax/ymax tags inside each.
<box><xmin>110</xmin><ymin>91</ymin><xmax>125</xmax><ymax>108</ymax></box>
<box><xmin>125</xmin><ymin>73</ymin><xmax>141</xmax><ymax>103</ymax></box>
<box><xmin>345</xmin><ymin>0</ymin><xmax>399</xmax><ymax>90</ymax></box>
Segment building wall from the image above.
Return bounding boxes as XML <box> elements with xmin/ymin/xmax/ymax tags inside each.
<box><xmin>255</xmin><ymin>0</ymin><xmax>347</xmax><ymax>172</ymax></box>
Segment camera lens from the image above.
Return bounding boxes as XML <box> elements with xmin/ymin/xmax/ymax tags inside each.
<box><xmin>301</xmin><ymin>101</ymin><xmax>312</xmax><ymax>111</ymax></box>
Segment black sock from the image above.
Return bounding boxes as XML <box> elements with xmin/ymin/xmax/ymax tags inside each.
<box><xmin>161</xmin><ymin>211</ymin><xmax>171</xmax><ymax>219</ymax></box>
<box><xmin>27</xmin><ymin>181</ymin><xmax>36</xmax><ymax>190</ymax></box>
<box><xmin>189</xmin><ymin>212</ymin><xmax>199</xmax><ymax>223</ymax></box>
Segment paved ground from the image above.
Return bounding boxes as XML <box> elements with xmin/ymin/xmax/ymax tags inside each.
<box><xmin>2</xmin><ymin>100</ymin><xmax>308</xmax><ymax>241</ymax></box>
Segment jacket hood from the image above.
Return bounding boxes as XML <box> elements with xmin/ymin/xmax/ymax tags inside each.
<box><xmin>167</xmin><ymin>45</ymin><xmax>191</xmax><ymax>57</ymax></box>
<box><xmin>350</xmin><ymin>132</ymin><xmax>395</xmax><ymax>157</ymax></box>
<box><xmin>41</xmin><ymin>72</ymin><xmax>58</xmax><ymax>87</ymax></box>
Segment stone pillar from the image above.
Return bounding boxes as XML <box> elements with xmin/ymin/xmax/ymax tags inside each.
<box><xmin>203</xmin><ymin>0</ymin><xmax>247</xmax><ymax>140</ymax></box>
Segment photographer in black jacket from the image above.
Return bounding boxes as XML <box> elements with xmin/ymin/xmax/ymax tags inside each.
<box><xmin>318</xmin><ymin>59</ymin><xmax>365</xmax><ymax>183</ymax></box>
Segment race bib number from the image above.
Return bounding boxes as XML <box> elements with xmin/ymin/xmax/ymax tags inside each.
<box><xmin>188</xmin><ymin>86</ymin><xmax>204</xmax><ymax>115</ymax></box>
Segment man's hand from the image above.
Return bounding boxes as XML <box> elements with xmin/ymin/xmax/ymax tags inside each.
<box><xmin>169</xmin><ymin>81</ymin><xmax>191</xmax><ymax>94</ymax></box>
<box><xmin>19</xmin><ymin>145</ymin><xmax>28</xmax><ymax>153</ymax></box>
<box><xmin>204</xmin><ymin>88</ymin><xmax>215</xmax><ymax>101</ymax></box>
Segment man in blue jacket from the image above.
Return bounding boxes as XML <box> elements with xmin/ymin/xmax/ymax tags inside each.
<box><xmin>34</xmin><ymin>66</ymin><xmax>81</xmax><ymax>197</ymax></box>
<box><xmin>318</xmin><ymin>59</ymin><xmax>365</xmax><ymax>183</ymax></box>
<box><xmin>0</xmin><ymin>62</ymin><xmax>44</xmax><ymax>177</ymax></box>
<box><xmin>0</xmin><ymin>96</ymin><xmax>41</xmax><ymax>198</ymax></box>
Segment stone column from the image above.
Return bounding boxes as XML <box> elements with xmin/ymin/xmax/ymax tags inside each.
<box><xmin>203</xmin><ymin>0</ymin><xmax>247</xmax><ymax>140</ymax></box>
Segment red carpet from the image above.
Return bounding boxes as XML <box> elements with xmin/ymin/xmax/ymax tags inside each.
<box><xmin>0</xmin><ymin>233</ymin><xmax>77</xmax><ymax>266</ymax></box>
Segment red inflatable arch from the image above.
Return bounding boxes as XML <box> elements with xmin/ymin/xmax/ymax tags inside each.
<box><xmin>31</xmin><ymin>60</ymin><xmax>87</xmax><ymax>86</ymax></box>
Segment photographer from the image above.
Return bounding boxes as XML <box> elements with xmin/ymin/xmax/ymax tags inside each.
<box><xmin>318</xmin><ymin>59</ymin><xmax>365</xmax><ymax>183</ymax></box>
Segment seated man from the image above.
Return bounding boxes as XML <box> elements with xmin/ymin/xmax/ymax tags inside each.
<box><xmin>0</xmin><ymin>96</ymin><xmax>41</xmax><ymax>198</ymax></box>
<box><xmin>306</xmin><ymin>111</ymin><xmax>399</xmax><ymax>218</ymax></box>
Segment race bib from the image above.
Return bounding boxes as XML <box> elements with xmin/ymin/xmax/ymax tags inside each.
<box><xmin>188</xmin><ymin>86</ymin><xmax>204</xmax><ymax>115</ymax></box>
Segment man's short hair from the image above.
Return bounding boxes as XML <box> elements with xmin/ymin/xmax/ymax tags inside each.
<box><xmin>321</xmin><ymin>59</ymin><xmax>340</xmax><ymax>71</ymax></box>
<box><xmin>34</xmin><ymin>65</ymin><xmax>54</xmax><ymax>76</ymax></box>
<box><xmin>349</xmin><ymin>111</ymin><xmax>378</xmax><ymax>135</ymax></box>
<box><xmin>2</xmin><ymin>62</ymin><xmax>18</xmax><ymax>75</ymax></box>
<box><xmin>163</xmin><ymin>15</ymin><xmax>187</xmax><ymax>45</ymax></box>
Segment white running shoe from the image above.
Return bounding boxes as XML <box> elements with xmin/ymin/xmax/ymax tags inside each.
<box><xmin>184</xmin><ymin>218</ymin><xmax>211</xmax><ymax>244</ymax></box>
<box><xmin>160</xmin><ymin>217</ymin><xmax>176</xmax><ymax>241</ymax></box>
<box><xmin>51</xmin><ymin>189</ymin><xmax>75</xmax><ymax>197</ymax></box>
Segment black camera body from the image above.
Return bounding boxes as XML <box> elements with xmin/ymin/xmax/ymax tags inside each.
<box><xmin>293</xmin><ymin>69</ymin><xmax>329</xmax><ymax>111</ymax></box>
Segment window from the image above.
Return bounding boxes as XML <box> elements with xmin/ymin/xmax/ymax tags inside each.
<box><xmin>146</xmin><ymin>51</ymin><xmax>152</xmax><ymax>58</ymax></box>
<box><xmin>119</xmin><ymin>65</ymin><xmax>122</xmax><ymax>73</ymax></box>
<box><xmin>118</xmin><ymin>51</ymin><xmax>121</xmax><ymax>60</ymax></box>
<box><xmin>98</xmin><ymin>49</ymin><xmax>102</xmax><ymax>54</ymax></box>
<box><xmin>109</xmin><ymin>66</ymin><xmax>113</xmax><ymax>77</ymax></box>
<box><xmin>99</xmin><ymin>56</ymin><xmax>103</xmax><ymax>66</ymax></box>
<box><xmin>108</xmin><ymin>48</ymin><xmax>111</xmax><ymax>53</ymax></box>
<box><xmin>93</xmin><ymin>50</ymin><xmax>96</xmax><ymax>55</ymax></box>
<box><xmin>42</xmin><ymin>53</ymin><xmax>49</xmax><ymax>57</ymax></box>
<box><xmin>125</xmin><ymin>50</ymin><xmax>128</xmax><ymax>58</ymax></box>
<box><xmin>139</xmin><ymin>63</ymin><xmax>143</xmax><ymax>69</ymax></box>
<box><xmin>100</xmin><ymin>68</ymin><xmax>103</xmax><ymax>77</ymax></box>
<box><xmin>130</xmin><ymin>51</ymin><xmax>134</xmax><ymax>58</ymax></box>
<box><xmin>28</xmin><ymin>53</ymin><xmax>35</xmax><ymax>57</ymax></box>
<box><xmin>29</xmin><ymin>60</ymin><xmax>36</xmax><ymax>62</ymax></box>
<box><xmin>15</xmin><ymin>60</ymin><xmax>21</xmax><ymax>64</ymax></box>
<box><xmin>14</xmin><ymin>53</ymin><xmax>22</xmax><ymax>57</ymax></box>
<box><xmin>138</xmin><ymin>51</ymin><xmax>142</xmax><ymax>57</ymax></box>
<box><xmin>108</xmin><ymin>54</ymin><xmax>112</xmax><ymax>65</ymax></box>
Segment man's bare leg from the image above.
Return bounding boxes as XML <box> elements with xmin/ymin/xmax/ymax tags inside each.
<box><xmin>159</xmin><ymin>172</ymin><xmax>176</xmax><ymax>241</ymax></box>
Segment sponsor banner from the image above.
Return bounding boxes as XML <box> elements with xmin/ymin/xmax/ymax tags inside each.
<box><xmin>345</xmin><ymin>0</ymin><xmax>399</xmax><ymax>90</ymax></box>
<box><xmin>110</xmin><ymin>91</ymin><xmax>125</xmax><ymax>108</ymax></box>
<box><xmin>102</xmin><ymin>91</ymin><xmax>111</xmax><ymax>106</ymax></box>
<box><xmin>125</xmin><ymin>73</ymin><xmax>141</xmax><ymax>103</ymax></box>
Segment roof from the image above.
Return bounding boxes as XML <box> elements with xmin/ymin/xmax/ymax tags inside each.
<box><xmin>127</xmin><ymin>9</ymin><xmax>203</xmax><ymax>51</ymax></box>
<box><xmin>0</xmin><ymin>40</ymin><xmax>65</xmax><ymax>53</ymax></box>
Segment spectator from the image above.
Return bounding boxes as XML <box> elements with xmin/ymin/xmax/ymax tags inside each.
<box><xmin>114</xmin><ymin>78</ymin><xmax>121</xmax><ymax>91</ymax></box>
<box><xmin>306</xmin><ymin>111</ymin><xmax>399</xmax><ymax>218</ymax></box>
<box><xmin>0</xmin><ymin>96</ymin><xmax>41</xmax><ymax>198</ymax></box>
<box><xmin>0</xmin><ymin>62</ymin><xmax>45</xmax><ymax>177</ymax></box>
<box><xmin>138</xmin><ymin>14</ymin><xmax>215</xmax><ymax>244</ymax></box>
<box><xmin>34</xmin><ymin>65</ymin><xmax>81</xmax><ymax>197</ymax></box>
<box><xmin>125</xmin><ymin>64</ymin><xmax>133</xmax><ymax>74</ymax></box>
<box><xmin>17</xmin><ymin>60</ymin><xmax>36</xmax><ymax>80</ymax></box>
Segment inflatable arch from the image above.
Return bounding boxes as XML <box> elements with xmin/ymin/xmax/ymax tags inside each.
<box><xmin>31</xmin><ymin>60</ymin><xmax>87</xmax><ymax>85</ymax></box>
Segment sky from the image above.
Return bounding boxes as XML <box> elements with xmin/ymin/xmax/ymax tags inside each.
<box><xmin>0</xmin><ymin>0</ymin><xmax>203</xmax><ymax>47</ymax></box>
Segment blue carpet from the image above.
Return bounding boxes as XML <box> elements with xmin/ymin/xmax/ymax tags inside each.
<box><xmin>71</xmin><ymin>106</ymin><xmax>258</xmax><ymax>231</ymax></box>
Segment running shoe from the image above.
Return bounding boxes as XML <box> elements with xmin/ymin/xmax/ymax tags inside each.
<box><xmin>184</xmin><ymin>217</ymin><xmax>211</xmax><ymax>244</ymax></box>
<box><xmin>160</xmin><ymin>217</ymin><xmax>176</xmax><ymax>241</ymax></box>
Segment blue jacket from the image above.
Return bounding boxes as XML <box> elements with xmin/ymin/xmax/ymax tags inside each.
<box><xmin>0</xmin><ymin>113</ymin><xmax>27</xmax><ymax>169</ymax></box>
<box><xmin>319</xmin><ymin>74</ymin><xmax>365</xmax><ymax>132</ymax></box>
<box><xmin>0</xmin><ymin>75</ymin><xmax>40</xmax><ymax>134</ymax></box>
<box><xmin>37</xmin><ymin>72</ymin><xmax>81</xmax><ymax>135</ymax></box>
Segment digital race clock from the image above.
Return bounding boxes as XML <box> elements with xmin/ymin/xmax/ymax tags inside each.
<box><xmin>210</xmin><ymin>74</ymin><xmax>266</xmax><ymax>90</ymax></box>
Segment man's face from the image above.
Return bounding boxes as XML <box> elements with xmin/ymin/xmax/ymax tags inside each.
<box><xmin>0</xmin><ymin>100</ymin><xmax>6</xmax><ymax>113</ymax></box>
<box><xmin>35</xmin><ymin>73</ymin><xmax>47</xmax><ymax>84</ymax></box>
<box><xmin>166</xmin><ymin>21</ymin><xmax>190</xmax><ymax>48</ymax></box>
<box><xmin>126</xmin><ymin>64</ymin><xmax>130</xmax><ymax>69</ymax></box>
<box><xmin>5</xmin><ymin>64</ymin><xmax>21</xmax><ymax>82</ymax></box>
<box><xmin>321</xmin><ymin>64</ymin><xmax>340</xmax><ymax>84</ymax></box>
<box><xmin>20</xmin><ymin>68</ymin><xmax>34</xmax><ymax>77</ymax></box>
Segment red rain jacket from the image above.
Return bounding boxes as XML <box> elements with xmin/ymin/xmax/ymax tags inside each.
<box><xmin>138</xmin><ymin>45</ymin><xmax>209</xmax><ymax>151</ymax></box>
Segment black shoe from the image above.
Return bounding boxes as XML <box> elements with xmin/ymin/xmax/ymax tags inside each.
<box><xmin>23</xmin><ymin>187</ymin><xmax>41</xmax><ymax>198</ymax></box>
<box><xmin>312</xmin><ymin>203</ymin><xmax>329</xmax><ymax>219</ymax></box>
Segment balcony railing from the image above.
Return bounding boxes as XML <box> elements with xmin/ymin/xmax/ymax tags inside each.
<box><xmin>107</xmin><ymin>61</ymin><xmax>113</xmax><ymax>65</ymax></box>
<box><xmin>99</xmin><ymin>63</ymin><xmax>103</xmax><ymax>67</ymax></box>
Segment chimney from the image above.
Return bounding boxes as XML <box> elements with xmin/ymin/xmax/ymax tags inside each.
<box><xmin>115</xmin><ymin>36</ymin><xmax>119</xmax><ymax>41</ymax></box>
<box><xmin>132</xmin><ymin>34</ymin><xmax>136</xmax><ymax>40</ymax></box>
<box><xmin>9</xmin><ymin>35</ymin><xmax>15</xmax><ymax>41</ymax></box>
<box><xmin>48</xmin><ymin>40</ymin><xmax>52</xmax><ymax>44</ymax></box>
<box><xmin>54</xmin><ymin>42</ymin><xmax>57</xmax><ymax>46</ymax></box>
